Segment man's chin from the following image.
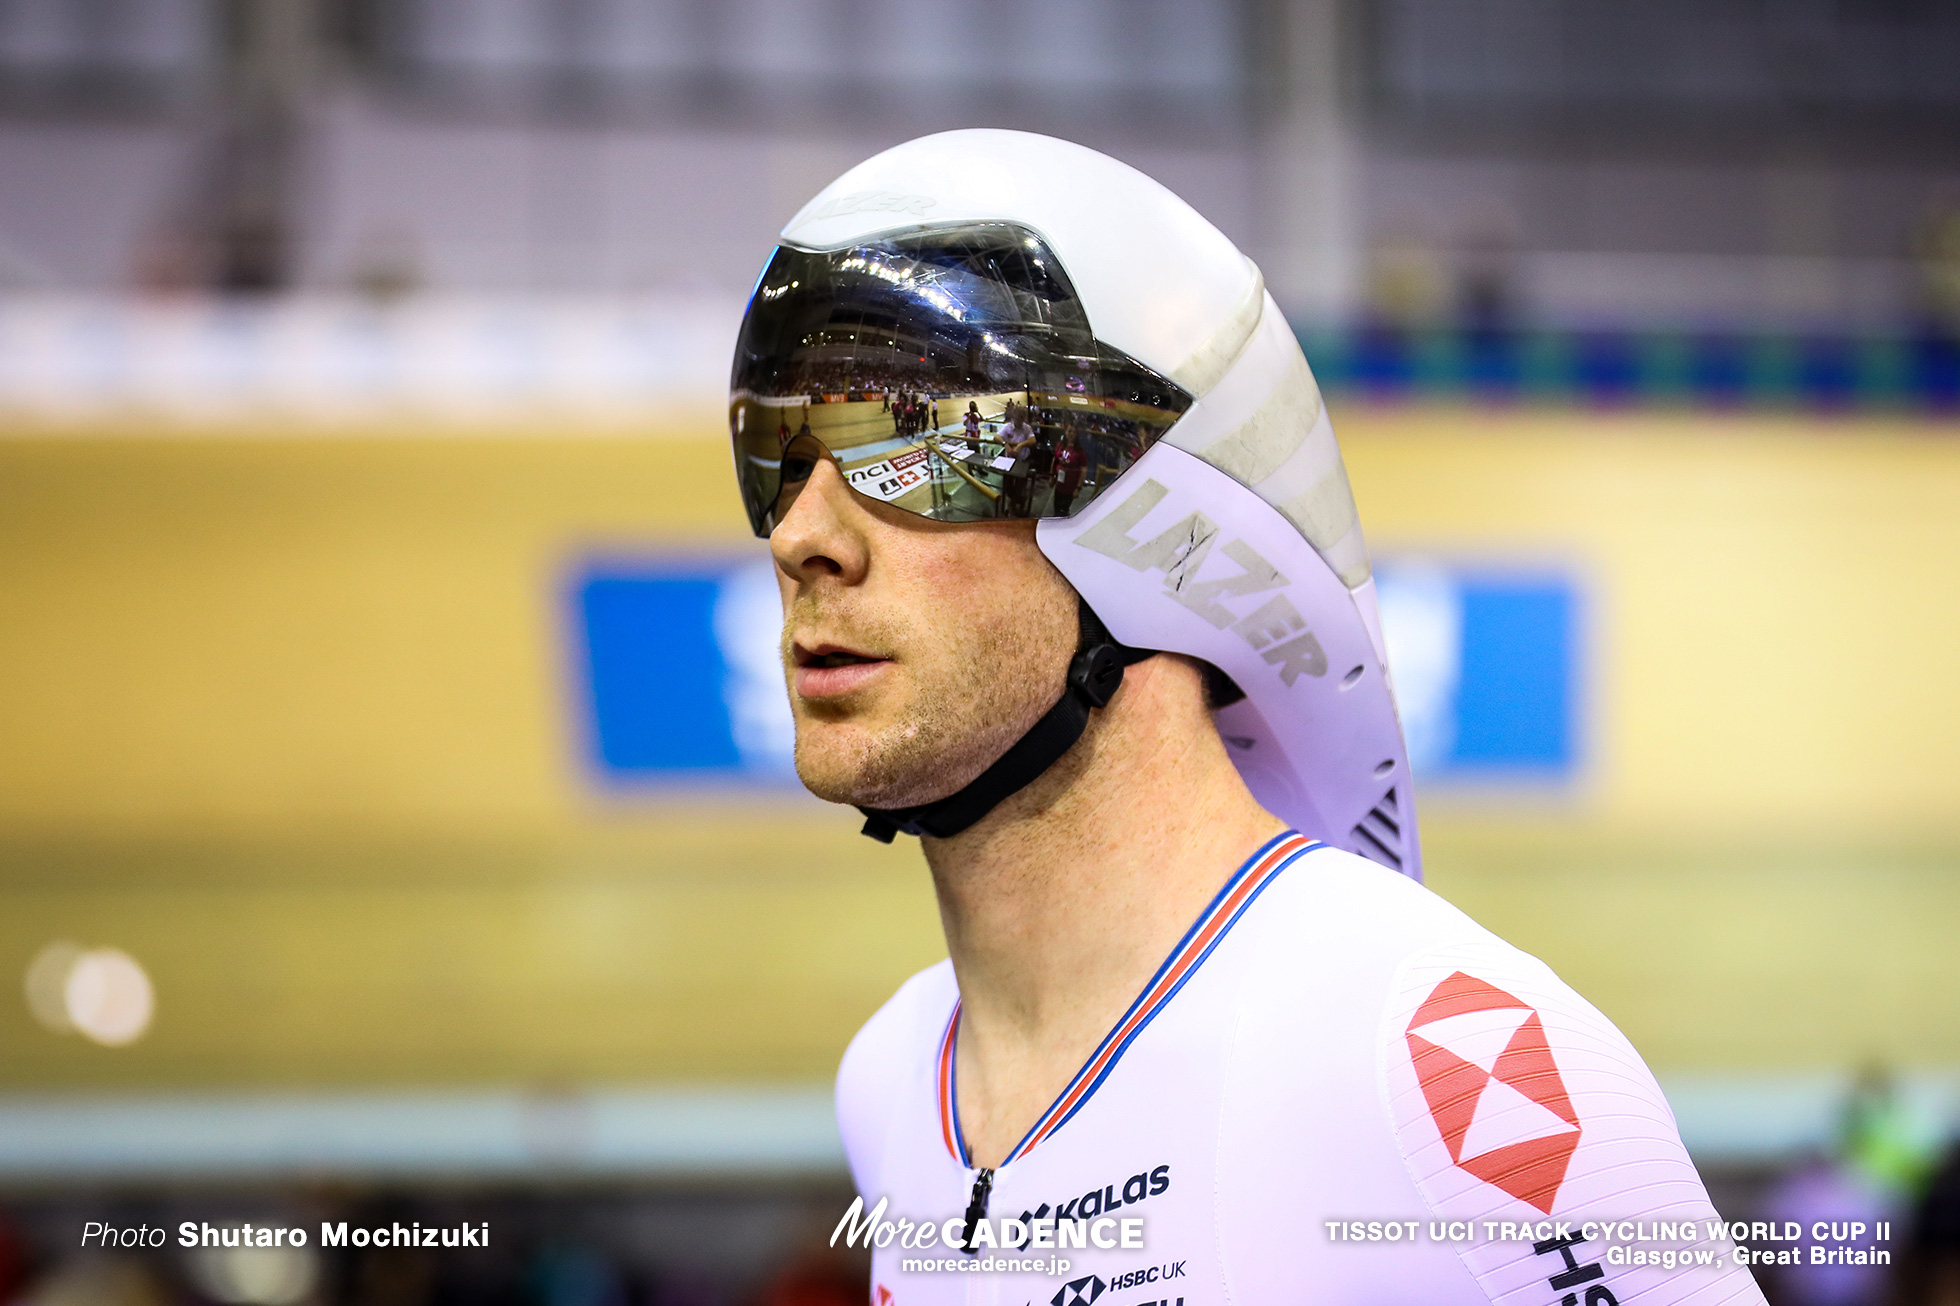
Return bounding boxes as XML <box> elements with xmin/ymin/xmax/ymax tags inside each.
<box><xmin>791</xmin><ymin>720</ymin><xmax>982</xmax><ymax>812</ymax></box>
<box><xmin>793</xmin><ymin>753</ymin><xmax>937</xmax><ymax>812</ymax></box>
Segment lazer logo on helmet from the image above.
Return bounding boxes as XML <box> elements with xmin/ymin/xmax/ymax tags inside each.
<box><xmin>1075</xmin><ymin>478</ymin><xmax>1328</xmax><ymax>687</ymax></box>
<box><xmin>802</xmin><ymin>189</ymin><xmax>938</xmax><ymax>222</ymax></box>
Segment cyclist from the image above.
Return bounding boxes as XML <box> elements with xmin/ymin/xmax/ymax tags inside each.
<box><xmin>729</xmin><ymin>129</ymin><xmax>1765</xmax><ymax>1306</ymax></box>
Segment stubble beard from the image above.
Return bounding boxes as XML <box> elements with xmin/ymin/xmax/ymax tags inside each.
<box><xmin>785</xmin><ymin>590</ymin><xmax>1071</xmax><ymax>812</ymax></box>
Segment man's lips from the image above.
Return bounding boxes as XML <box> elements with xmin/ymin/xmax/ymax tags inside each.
<box><xmin>791</xmin><ymin>642</ymin><xmax>893</xmax><ymax>700</ymax></box>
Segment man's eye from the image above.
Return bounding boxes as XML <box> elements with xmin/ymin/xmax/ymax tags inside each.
<box><xmin>782</xmin><ymin>457</ymin><xmax>817</xmax><ymax>481</ymax></box>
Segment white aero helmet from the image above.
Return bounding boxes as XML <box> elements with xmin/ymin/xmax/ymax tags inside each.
<box><xmin>730</xmin><ymin>129</ymin><xmax>1418</xmax><ymax>880</ymax></box>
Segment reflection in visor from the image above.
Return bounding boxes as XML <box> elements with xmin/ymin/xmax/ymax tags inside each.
<box><xmin>730</xmin><ymin>223</ymin><xmax>1191</xmax><ymax>535</ymax></box>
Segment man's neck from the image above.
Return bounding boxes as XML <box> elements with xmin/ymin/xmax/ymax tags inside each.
<box><xmin>921</xmin><ymin>655</ymin><xmax>1285</xmax><ymax>1168</ymax></box>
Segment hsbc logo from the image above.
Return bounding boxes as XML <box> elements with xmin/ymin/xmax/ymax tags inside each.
<box><xmin>1405</xmin><ymin>971</ymin><xmax>1581</xmax><ymax>1213</ymax></box>
<box><xmin>1109</xmin><ymin>1262</ymin><xmax>1186</xmax><ymax>1292</ymax></box>
<box><xmin>1049</xmin><ymin>1275</ymin><xmax>1105</xmax><ymax>1306</ymax></box>
<box><xmin>1075</xmin><ymin>479</ymin><xmax>1327</xmax><ymax>687</ymax></box>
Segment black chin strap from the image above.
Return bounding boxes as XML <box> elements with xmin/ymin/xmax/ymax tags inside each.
<box><xmin>856</xmin><ymin>607</ymin><xmax>1154</xmax><ymax>844</ymax></box>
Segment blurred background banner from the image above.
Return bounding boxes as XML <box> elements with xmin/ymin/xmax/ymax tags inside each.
<box><xmin>1376</xmin><ymin>562</ymin><xmax>1579</xmax><ymax>781</ymax></box>
<box><xmin>2</xmin><ymin>2</ymin><xmax>1960</xmax><ymax>1305</ymax></box>
<box><xmin>572</xmin><ymin>556</ymin><xmax>796</xmax><ymax>784</ymax></box>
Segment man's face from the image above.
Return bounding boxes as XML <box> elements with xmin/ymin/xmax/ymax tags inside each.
<box><xmin>769</xmin><ymin>457</ymin><xmax>1078</xmax><ymax>812</ymax></box>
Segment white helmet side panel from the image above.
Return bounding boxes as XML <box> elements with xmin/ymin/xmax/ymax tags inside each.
<box><xmin>1039</xmin><ymin>444</ymin><xmax>1417</xmax><ymax>880</ymax></box>
<box><xmin>1163</xmin><ymin>288</ymin><xmax>1373</xmax><ymax>593</ymax></box>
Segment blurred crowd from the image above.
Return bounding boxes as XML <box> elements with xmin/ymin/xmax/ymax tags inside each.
<box><xmin>1750</xmin><ymin>1074</ymin><xmax>1960</xmax><ymax>1306</ymax></box>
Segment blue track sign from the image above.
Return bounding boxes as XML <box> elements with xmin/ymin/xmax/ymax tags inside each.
<box><xmin>1374</xmin><ymin>563</ymin><xmax>1580</xmax><ymax>779</ymax></box>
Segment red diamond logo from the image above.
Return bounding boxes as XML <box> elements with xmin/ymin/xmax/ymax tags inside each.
<box><xmin>1405</xmin><ymin>971</ymin><xmax>1580</xmax><ymax>1213</ymax></box>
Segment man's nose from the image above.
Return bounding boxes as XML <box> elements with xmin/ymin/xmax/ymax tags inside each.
<box><xmin>769</xmin><ymin>456</ymin><xmax>869</xmax><ymax>584</ymax></box>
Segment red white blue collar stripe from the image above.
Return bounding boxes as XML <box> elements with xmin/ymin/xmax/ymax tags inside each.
<box><xmin>937</xmin><ymin>830</ymin><xmax>1319</xmax><ymax>1167</ymax></box>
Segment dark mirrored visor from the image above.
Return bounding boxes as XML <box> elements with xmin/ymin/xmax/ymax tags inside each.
<box><xmin>730</xmin><ymin>223</ymin><xmax>1191</xmax><ymax>535</ymax></box>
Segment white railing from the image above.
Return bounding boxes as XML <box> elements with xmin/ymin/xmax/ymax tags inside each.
<box><xmin>0</xmin><ymin>1072</ymin><xmax>1948</xmax><ymax>1180</ymax></box>
<box><xmin>0</xmin><ymin>294</ymin><xmax>742</xmax><ymax>422</ymax></box>
<box><xmin>0</xmin><ymin>1085</ymin><xmax>842</xmax><ymax>1181</ymax></box>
